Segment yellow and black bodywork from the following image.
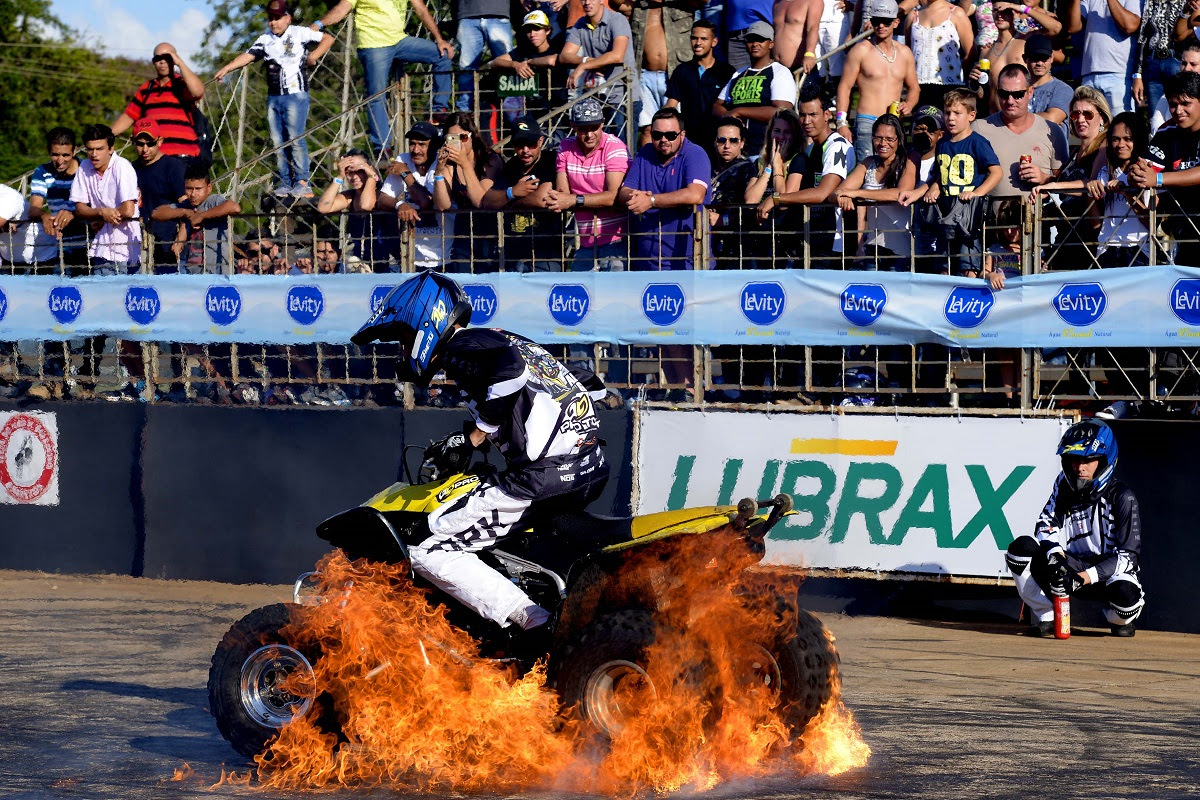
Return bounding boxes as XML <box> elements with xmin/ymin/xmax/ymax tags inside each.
<box><xmin>318</xmin><ymin>470</ymin><xmax>794</xmax><ymax>568</ymax></box>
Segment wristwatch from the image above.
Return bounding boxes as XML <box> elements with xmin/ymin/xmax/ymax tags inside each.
<box><xmin>400</xmin><ymin>171</ymin><xmax>413</xmax><ymax>181</ymax></box>
<box><xmin>576</xmin><ymin>194</ymin><xmax>585</xmax><ymax>207</ymax></box>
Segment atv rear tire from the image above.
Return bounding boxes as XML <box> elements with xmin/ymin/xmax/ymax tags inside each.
<box><xmin>208</xmin><ymin>603</ymin><xmax>326</xmax><ymax>758</ymax></box>
<box><xmin>554</xmin><ymin>607</ymin><xmax>839</xmax><ymax>741</ymax></box>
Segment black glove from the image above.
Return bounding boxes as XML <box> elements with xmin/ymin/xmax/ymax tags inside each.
<box><xmin>424</xmin><ymin>432</ymin><xmax>474</xmax><ymax>476</ymax></box>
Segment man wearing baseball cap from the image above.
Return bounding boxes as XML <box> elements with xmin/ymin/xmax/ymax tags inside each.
<box><xmin>1022</xmin><ymin>33</ymin><xmax>1071</xmax><ymax>127</ymax></box>
<box><xmin>836</xmin><ymin>0</ymin><xmax>920</xmax><ymax>164</ymax></box>
<box><xmin>481</xmin><ymin>116</ymin><xmax>563</xmax><ymax>271</ymax></box>
<box><xmin>713</xmin><ymin>21</ymin><xmax>798</xmax><ymax>157</ymax></box>
<box><xmin>130</xmin><ymin>118</ymin><xmax>187</xmax><ymax>272</ymax></box>
<box><xmin>379</xmin><ymin>121</ymin><xmax>446</xmax><ymax>269</ymax></box>
<box><xmin>547</xmin><ymin>98</ymin><xmax>631</xmax><ymax>272</ymax></box>
<box><xmin>111</xmin><ymin>42</ymin><xmax>206</xmax><ymax>160</ymax></box>
<box><xmin>214</xmin><ymin>0</ymin><xmax>334</xmax><ymax>197</ymax></box>
<box><xmin>487</xmin><ymin>10</ymin><xmax>566</xmax><ymax>119</ymax></box>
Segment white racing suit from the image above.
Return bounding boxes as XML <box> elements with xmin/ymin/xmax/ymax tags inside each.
<box><xmin>1005</xmin><ymin>476</ymin><xmax>1145</xmax><ymax>627</ymax></box>
<box><xmin>408</xmin><ymin>328</ymin><xmax>609</xmax><ymax>629</ymax></box>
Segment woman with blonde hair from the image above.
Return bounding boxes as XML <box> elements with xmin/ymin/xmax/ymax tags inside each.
<box><xmin>1034</xmin><ymin>85</ymin><xmax>1111</xmax><ymax>269</ymax></box>
<box><xmin>744</xmin><ymin>108</ymin><xmax>806</xmax><ymax>205</ymax></box>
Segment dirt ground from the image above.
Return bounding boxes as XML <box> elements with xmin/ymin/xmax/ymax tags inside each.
<box><xmin>0</xmin><ymin>569</ymin><xmax>1197</xmax><ymax>800</ymax></box>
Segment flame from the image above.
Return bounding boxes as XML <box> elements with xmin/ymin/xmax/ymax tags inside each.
<box><xmin>244</xmin><ymin>530</ymin><xmax>869</xmax><ymax>795</ymax></box>
<box><xmin>169</xmin><ymin>763</ymin><xmax>193</xmax><ymax>782</ymax></box>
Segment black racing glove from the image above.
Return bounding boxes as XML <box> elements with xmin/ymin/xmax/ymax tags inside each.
<box><xmin>424</xmin><ymin>432</ymin><xmax>474</xmax><ymax>476</ymax></box>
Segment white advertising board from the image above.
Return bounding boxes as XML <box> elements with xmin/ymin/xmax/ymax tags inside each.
<box><xmin>635</xmin><ymin>410</ymin><xmax>1069</xmax><ymax>579</ymax></box>
<box><xmin>0</xmin><ymin>411</ymin><xmax>59</xmax><ymax>505</ymax></box>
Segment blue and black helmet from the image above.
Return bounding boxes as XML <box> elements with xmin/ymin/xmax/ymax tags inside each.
<box><xmin>351</xmin><ymin>270</ymin><xmax>472</xmax><ymax>386</ymax></box>
<box><xmin>1056</xmin><ymin>418</ymin><xmax>1118</xmax><ymax>492</ymax></box>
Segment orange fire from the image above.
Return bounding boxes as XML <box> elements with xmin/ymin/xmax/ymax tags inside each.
<box><xmin>249</xmin><ymin>531</ymin><xmax>869</xmax><ymax>795</ymax></box>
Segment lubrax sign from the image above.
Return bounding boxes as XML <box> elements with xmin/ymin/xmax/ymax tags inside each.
<box><xmin>636</xmin><ymin>410</ymin><xmax>1067</xmax><ymax>578</ymax></box>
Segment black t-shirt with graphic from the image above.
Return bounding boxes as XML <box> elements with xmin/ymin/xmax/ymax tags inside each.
<box><xmin>497</xmin><ymin>148</ymin><xmax>564</xmax><ymax>264</ymax></box>
<box><xmin>719</xmin><ymin>62</ymin><xmax>795</xmax><ymax>156</ymax></box>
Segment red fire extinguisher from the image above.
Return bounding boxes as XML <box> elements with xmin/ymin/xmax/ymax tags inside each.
<box><xmin>1053</xmin><ymin>594</ymin><xmax>1071</xmax><ymax>639</ymax></box>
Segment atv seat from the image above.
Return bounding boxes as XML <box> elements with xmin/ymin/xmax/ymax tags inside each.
<box><xmin>545</xmin><ymin>511</ymin><xmax>635</xmax><ymax>550</ymax></box>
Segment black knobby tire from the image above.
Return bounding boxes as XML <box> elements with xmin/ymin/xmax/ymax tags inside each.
<box><xmin>770</xmin><ymin>608</ymin><xmax>841</xmax><ymax>733</ymax></box>
<box><xmin>553</xmin><ymin>609</ymin><xmax>666</xmax><ymax>740</ymax></box>
<box><xmin>208</xmin><ymin>602</ymin><xmax>327</xmax><ymax>758</ymax></box>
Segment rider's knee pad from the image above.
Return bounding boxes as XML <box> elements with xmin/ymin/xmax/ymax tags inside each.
<box><xmin>1005</xmin><ymin>535</ymin><xmax>1039</xmax><ymax>574</ymax></box>
<box><xmin>1106</xmin><ymin>576</ymin><xmax>1144</xmax><ymax>614</ymax></box>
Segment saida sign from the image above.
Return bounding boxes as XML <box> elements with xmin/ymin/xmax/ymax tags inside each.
<box><xmin>635</xmin><ymin>410</ymin><xmax>1069</xmax><ymax>578</ymax></box>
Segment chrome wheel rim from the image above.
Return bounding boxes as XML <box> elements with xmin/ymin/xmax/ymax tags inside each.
<box><xmin>742</xmin><ymin>643</ymin><xmax>783</xmax><ymax>696</ymax></box>
<box><xmin>239</xmin><ymin>644</ymin><xmax>315</xmax><ymax>729</ymax></box>
<box><xmin>584</xmin><ymin>659</ymin><xmax>657</xmax><ymax>739</ymax></box>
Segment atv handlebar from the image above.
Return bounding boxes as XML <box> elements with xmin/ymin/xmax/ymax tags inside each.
<box><xmin>734</xmin><ymin>494</ymin><xmax>794</xmax><ymax>532</ymax></box>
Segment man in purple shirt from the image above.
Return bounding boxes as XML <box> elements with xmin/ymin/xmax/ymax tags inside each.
<box><xmin>618</xmin><ymin>107</ymin><xmax>712</xmax><ymax>271</ymax></box>
<box><xmin>70</xmin><ymin>123</ymin><xmax>142</xmax><ymax>274</ymax></box>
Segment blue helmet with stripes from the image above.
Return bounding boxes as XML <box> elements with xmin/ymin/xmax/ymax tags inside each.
<box><xmin>351</xmin><ymin>270</ymin><xmax>472</xmax><ymax>386</ymax></box>
<box><xmin>1056</xmin><ymin>418</ymin><xmax>1118</xmax><ymax>492</ymax></box>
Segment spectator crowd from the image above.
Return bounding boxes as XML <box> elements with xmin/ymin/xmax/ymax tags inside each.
<box><xmin>1</xmin><ymin>0</ymin><xmax>1199</xmax><ymax>407</ymax></box>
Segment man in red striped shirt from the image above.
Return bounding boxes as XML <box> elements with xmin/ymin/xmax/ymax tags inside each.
<box><xmin>112</xmin><ymin>43</ymin><xmax>207</xmax><ymax>161</ymax></box>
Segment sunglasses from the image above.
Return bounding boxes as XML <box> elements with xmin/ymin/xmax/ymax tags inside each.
<box><xmin>573</xmin><ymin>123</ymin><xmax>602</xmax><ymax>132</ymax></box>
<box><xmin>650</xmin><ymin>130</ymin><xmax>681</xmax><ymax>141</ymax></box>
<box><xmin>996</xmin><ymin>88</ymin><xmax>1028</xmax><ymax>101</ymax></box>
<box><xmin>1069</xmin><ymin>108</ymin><xmax>1096</xmax><ymax>121</ymax></box>
<box><xmin>745</xmin><ymin>36</ymin><xmax>770</xmax><ymax>43</ymax></box>
<box><xmin>152</xmin><ymin>55</ymin><xmax>171</xmax><ymax>62</ymax></box>
<box><xmin>715</xmin><ymin>136</ymin><xmax>741</xmax><ymax>144</ymax></box>
<box><xmin>871</xmin><ymin>16</ymin><xmax>894</xmax><ymax>25</ymax></box>
<box><xmin>134</xmin><ymin>137</ymin><xmax>156</xmax><ymax>146</ymax></box>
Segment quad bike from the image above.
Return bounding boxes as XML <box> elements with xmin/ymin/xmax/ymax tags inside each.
<box><xmin>208</xmin><ymin>445</ymin><xmax>841</xmax><ymax>759</ymax></box>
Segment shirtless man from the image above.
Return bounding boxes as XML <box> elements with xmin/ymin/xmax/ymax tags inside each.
<box><xmin>836</xmin><ymin>0</ymin><xmax>919</xmax><ymax>163</ymax></box>
<box><xmin>620</xmin><ymin>0</ymin><xmax>695</xmax><ymax>145</ymax></box>
<box><xmin>773</xmin><ymin>0</ymin><xmax>822</xmax><ymax>72</ymax></box>
<box><xmin>968</xmin><ymin>4</ymin><xmax>1025</xmax><ymax>112</ymax></box>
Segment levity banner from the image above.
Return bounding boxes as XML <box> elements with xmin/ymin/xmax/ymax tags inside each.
<box><xmin>635</xmin><ymin>409</ymin><xmax>1070</xmax><ymax>578</ymax></box>
<box><xmin>1</xmin><ymin>267</ymin><xmax>1199</xmax><ymax>346</ymax></box>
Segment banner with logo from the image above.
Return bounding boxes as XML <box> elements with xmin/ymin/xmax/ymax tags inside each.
<box><xmin>635</xmin><ymin>409</ymin><xmax>1069</xmax><ymax>578</ymax></box>
<box><xmin>1</xmin><ymin>267</ymin><xmax>1199</xmax><ymax>346</ymax></box>
<box><xmin>0</xmin><ymin>411</ymin><xmax>59</xmax><ymax>505</ymax></box>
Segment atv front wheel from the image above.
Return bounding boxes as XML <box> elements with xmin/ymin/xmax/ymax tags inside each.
<box><xmin>746</xmin><ymin>608</ymin><xmax>840</xmax><ymax>733</ymax></box>
<box><xmin>208</xmin><ymin>603</ymin><xmax>324</xmax><ymax>758</ymax></box>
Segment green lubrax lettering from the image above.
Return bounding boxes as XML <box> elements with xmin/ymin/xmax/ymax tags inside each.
<box><xmin>830</xmin><ymin>462</ymin><xmax>903</xmax><ymax>544</ymax></box>
<box><xmin>666</xmin><ymin>455</ymin><xmax>696</xmax><ymax>510</ymax></box>
<box><xmin>775</xmin><ymin>460</ymin><xmax>836</xmax><ymax>540</ymax></box>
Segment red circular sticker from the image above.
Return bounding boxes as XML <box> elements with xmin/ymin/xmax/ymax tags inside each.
<box><xmin>0</xmin><ymin>414</ymin><xmax>57</xmax><ymax>503</ymax></box>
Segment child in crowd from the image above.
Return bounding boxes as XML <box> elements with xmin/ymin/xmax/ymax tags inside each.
<box><xmin>899</xmin><ymin>89</ymin><xmax>1003</xmax><ymax>275</ymax></box>
<box><xmin>834</xmin><ymin>113</ymin><xmax>917</xmax><ymax>271</ymax></box>
<box><xmin>155</xmin><ymin>164</ymin><xmax>241</xmax><ymax>274</ymax></box>
<box><xmin>982</xmin><ymin>198</ymin><xmax>1028</xmax><ymax>287</ymax></box>
<box><xmin>214</xmin><ymin>0</ymin><xmax>334</xmax><ymax>198</ymax></box>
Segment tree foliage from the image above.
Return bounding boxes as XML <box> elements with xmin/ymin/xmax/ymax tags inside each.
<box><xmin>0</xmin><ymin>0</ymin><xmax>149</xmax><ymax>179</ymax></box>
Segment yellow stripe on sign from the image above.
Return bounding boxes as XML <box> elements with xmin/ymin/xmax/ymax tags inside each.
<box><xmin>790</xmin><ymin>438</ymin><xmax>898</xmax><ymax>456</ymax></box>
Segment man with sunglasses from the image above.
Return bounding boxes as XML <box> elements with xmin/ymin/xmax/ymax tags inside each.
<box><xmin>665</xmin><ymin>20</ymin><xmax>735</xmax><ymax>164</ymax></box>
<box><xmin>835</xmin><ymin>0</ymin><xmax>918</xmax><ymax>165</ymax></box>
<box><xmin>708</xmin><ymin>117</ymin><xmax>758</xmax><ymax>267</ymax></box>
<box><xmin>111</xmin><ymin>43</ymin><xmax>206</xmax><ymax>161</ymax></box>
<box><xmin>712</xmin><ymin>21</ymin><xmax>797</xmax><ymax>158</ymax></box>
<box><xmin>619</xmin><ymin>106</ymin><xmax>712</xmax><ymax>271</ymax></box>
<box><xmin>130</xmin><ymin>119</ymin><xmax>187</xmax><ymax>273</ymax></box>
<box><xmin>972</xmin><ymin>63</ymin><xmax>1067</xmax><ymax>200</ymax></box>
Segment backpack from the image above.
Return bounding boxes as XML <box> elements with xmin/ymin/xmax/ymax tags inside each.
<box><xmin>191</xmin><ymin>105</ymin><xmax>214</xmax><ymax>168</ymax></box>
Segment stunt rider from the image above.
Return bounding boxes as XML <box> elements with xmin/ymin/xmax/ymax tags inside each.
<box><xmin>1005</xmin><ymin>418</ymin><xmax>1145</xmax><ymax>637</ymax></box>
<box><xmin>352</xmin><ymin>270</ymin><xmax>609</xmax><ymax>639</ymax></box>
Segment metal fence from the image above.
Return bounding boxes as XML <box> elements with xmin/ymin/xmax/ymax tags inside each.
<box><xmin>2</xmin><ymin>187</ymin><xmax>1199</xmax><ymax>414</ymax></box>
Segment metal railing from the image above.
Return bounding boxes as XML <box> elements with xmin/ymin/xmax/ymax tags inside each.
<box><xmin>2</xmin><ymin>192</ymin><xmax>1199</xmax><ymax>413</ymax></box>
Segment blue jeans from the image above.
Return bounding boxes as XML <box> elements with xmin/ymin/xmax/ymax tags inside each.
<box><xmin>853</xmin><ymin>113</ymin><xmax>877</xmax><ymax>166</ymax></box>
<box><xmin>571</xmin><ymin>240</ymin><xmax>625</xmax><ymax>271</ymax></box>
<box><xmin>359</xmin><ymin>37</ymin><xmax>452</xmax><ymax>154</ymax></box>
<box><xmin>267</xmin><ymin>92</ymin><xmax>312</xmax><ymax>188</ymax></box>
<box><xmin>1145</xmin><ymin>56</ymin><xmax>1182</xmax><ymax>121</ymax></box>
<box><xmin>1083</xmin><ymin>71</ymin><xmax>1132</xmax><ymax>114</ymax></box>
<box><xmin>456</xmin><ymin>17</ymin><xmax>512</xmax><ymax>112</ymax></box>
